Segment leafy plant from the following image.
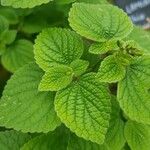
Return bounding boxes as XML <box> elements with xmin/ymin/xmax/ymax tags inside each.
<box><xmin>0</xmin><ymin>0</ymin><xmax>150</xmax><ymax>150</ymax></box>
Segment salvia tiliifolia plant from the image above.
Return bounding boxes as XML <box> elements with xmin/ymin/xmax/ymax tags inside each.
<box><xmin>0</xmin><ymin>0</ymin><xmax>150</xmax><ymax>150</ymax></box>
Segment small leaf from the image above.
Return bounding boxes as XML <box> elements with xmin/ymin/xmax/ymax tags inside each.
<box><xmin>117</xmin><ymin>56</ymin><xmax>150</xmax><ymax>124</ymax></box>
<box><xmin>69</xmin><ymin>3</ymin><xmax>133</xmax><ymax>42</ymax></box>
<box><xmin>55</xmin><ymin>0</ymin><xmax>76</xmax><ymax>4</ymax></box>
<box><xmin>0</xmin><ymin>63</ymin><xmax>61</xmax><ymax>133</ymax></box>
<box><xmin>39</xmin><ymin>65</ymin><xmax>73</xmax><ymax>91</ymax></box>
<box><xmin>21</xmin><ymin>126</ymin><xmax>69</xmax><ymax>150</ymax></box>
<box><xmin>0</xmin><ymin>15</ymin><xmax>9</xmax><ymax>34</ymax></box>
<box><xmin>96</xmin><ymin>55</ymin><xmax>126</xmax><ymax>83</ymax></box>
<box><xmin>55</xmin><ymin>73</ymin><xmax>111</xmax><ymax>144</ymax></box>
<box><xmin>77</xmin><ymin>0</ymin><xmax>108</xmax><ymax>4</ymax></box>
<box><xmin>67</xmin><ymin>134</ymin><xmax>109</xmax><ymax>150</ymax></box>
<box><xmin>34</xmin><ymin>28</ymin><xmax>84</xmax><ymax>71</ymax></box>
<box><xmin>1</xmin><ymin>0</ymin><xmax>53</xmax><ymax>8</ymax></box>
<box><xmin>124</xmin><ymin>121</ymin><xmax>150</xmax><ymax>150</ymax></box>
<box><xmin>1</xmin><ymin>39</ymin><xmax>34</xmax><ymax>72</ymax></box>
<box><xmin>0</xmin><ymin>130</ymin><xmax>31</xmax><ymax>150</ymax></box>
<box><xmin>70</xmin><ymin>59</ymin><xmax>89</xmax><ymax>76</ymax></box>
<box><xmin>89</xmin><ymin>41</ymin><xmax>117</xmax><ymax>54</ymax></box>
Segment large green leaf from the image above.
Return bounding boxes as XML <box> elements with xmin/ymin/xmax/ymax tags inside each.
<box><xmin>118</xmin><ymin>56</ymin><xmax>150</xmax><ymax>124</ymax></box>
<box><xmin>0</xmin><ymin>63</ymin><xmax>61</xmax><ymax>133</ymax></box>
<box><xmin>34</xmin><ymin>28</ymin><xmax>84</xmax><ymax>71</ymax></box>
<box><xmin>69</xmin><ymin>3</ymin><xmax>133</xmax><ymax>42</ymax></box>
<box><xmin>96</xmin><ymin>55</ymin><xmax>126</xmax><ymax>83</ymax></box>
<box><xmin>105</xmin><ymin>96</ymin><xmax>125</xmax><ymax>150</ymax></box>
<box><xmin>1</xmin><ymin>39</ymin><xmax>34</xmax><ymax>72</ymax></box>
<box><xmin>55</xmin><ymin>73</ymin><xmax>111</xmax><ymax>144</ymax></box>
<box><xmin>0</xmin><ymin>15</ymin><xmax>9</xmax><ymax>35</ymax></box>
<box><xmin>67</xmin><ymin>134</ymin><xmax>109</xmax><ymax>150</ymax></box>
<box><xmin>21</xmin><ymin>126</ymin><xmax>69</xmax><ymax>150</ymax></box>
<box><xmin>1</xmin><ymin>0</ymin><xmax>53</xmax><ymax>8</ymax></box>
<box><xmin>124</xmin><ymin>121</ymin><xmax>150</xmax><ymax>150</ymax></box>
<box><xmin>39</xmin><ymin>65</ymin><xmax>73</xmax><ymax>91</ymax></box>
<box><xmin>0</xmin><ymin>130</ymin><xmax>31</xmax><ymax>150</ymax></box>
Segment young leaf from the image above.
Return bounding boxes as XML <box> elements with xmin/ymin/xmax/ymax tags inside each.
<box><xmin>0</xmin><ymin>130</ymin><xmax>31</xmax><ymax>150</ymax></box>
<box><xmin>21</xmin><ymin>126</ymin><xmax>69</xmax><ymax>150</ymax></box>
<box><xmin>70</xmin><ymin>59</ymin><xmax>89</xmax><ymax>76</ymax></box>
<box><xmin>67</xmin><ymin>134</ymin><xmax>109</xmax><ymax>150</ymax></box>
<box><xmin>0</xmin><ymin>63</ymin><xmax>61</xmax><ymax>133</ymax></box>
<box><xmin>39</xmin><ymin>65</ymin><xmax>73</xmax><ymax>91</ymax></box>
<box><xmin>1</xmin><ymin>0</ymin><xmax>53</xmax><ymax>8</ymax></box>
<box><xmin>96</xmin><ymin>55</ymin><xmax>126</xmax><ymax>83</ymax></box>
<box><xmin>1</xmin><ymin>39</ymin><xmax>34</xmax><ymax>72</ymax></box>
<box><xmin>89</xmin><ymin>41</ymin><xmax>117</xmax><ymax>54</ymax></box>
<box><xmin>124</xmin><ymin>121</ymin><xmax>150</xmax><ymax>150</ymax></box>
<box><xmin>118</xmin><ymin>56</ymin><xmax>150</xmax><ymax>124</ymax></box>
<box><xmin>55</xmin><ymin>73</ymin><xmax>111</xmax><ymax>144</ymax></box>
<box><xmin>69</xmin><ymin>3</ymin><xmax>133</xmax><ymax>42</ymax></box>
<box><xmin>0</xmin><ymin>15</ymin><xmax>9</xmax><ymax>34</ymax></box>
<box><xmin>34</xmin><ymin>28</ymin><xmax>84</xmax><ymax>71</ymax></box>
<box><xmin>105</xmin><ymin>96</ymin><xmax>125</xmax><ymax>150</ymax></box>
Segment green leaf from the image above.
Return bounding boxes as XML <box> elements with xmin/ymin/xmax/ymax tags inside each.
<box><xmin>67</xmin><ymin>134</ymin><xmax>109</xmax><ymax>150</ymax></box>
<box><xmin>70</xmin><ymin>59</ymin><xmax>89</xmax><ymax>76</ymax></box>
<box><xmin>105</xmin><ymin>96</ymin><xmax>125</xmax><ymax>150</ymax></box>
<box><xmin>117</xmin><ymin>56</ymin><xmax>150</xmax><ymax>124</ymax></box>
<box><xmin>0</xmin><ymin>30</ymin><xmax>17</xmax><ymax>45</ymax></box>
<box><xmin>34</xmin><ymin>28</ymin><xmax>84</xmax><ymax>71</ymax></box>
<box><xmin>127</xmin><ymin>26</ymin><xmax>150</xmax><ymax>53</ymax></box>
<box><xmin>124</xmin><ymin>121</ymin><xmax>150</xmax><ymax>150</ymax></box>
<box><xmin>0</xmin><ymin>63</ymin><xmax>61</xmax><ymax>133</ymax></box>
<box><xmin>1</xmin><ymin>39</ymin><xmax>34</xmax><ymax>72</ymax></box>
<box><xmin>0</xmin><ymin>15</ymin><xmax>9</xmax><ymax>35</ymax></box>
<box><xmin>1</xmin><ymin>0</ymin><xmax>53</xmax><ymax>8</ymax></box>
<box><xmin>21</xmin><ymin>126</ymin><xmax>69</xmax><ymax>150</ymax></box>
<box><xmin>96</xmin><ymin>55</ymin><xmax>126</xmax><ymax>83</ymax></box>
<box><xmin>0</xmin><ymin>130</ymin><xmax>31</xmax><ymax>150</ymax></box>
<box><xmin>0</xmin><ymin>8</ymin><xmax>18</xmax><ymax>24</ymax></box>
<box><xmin>69</xmin><ymin>3</ymin><xmax>133</xmax><ymax>42</ymax></box>
<box><xmin>89</xmin><ymin>41</ymin><xmax>117</xmax><ymax>54</ymax></box>
<box><xmin>55</xmin><ymin>73</ymin><xmax>111</xmax><ymax>144</ymax></box>
<box><xmin>77</xmin><ymin>0</ymin><xmax>108</xmax><ymax>4</ymax></box>
<box><xmin>39</xmin><ymin>65</ymin><xmax>73</xmax><ymax>91</ymax></box>
<box><xmin>55</xmin><ymin>0</ymin><xmax>76</xmax><ymax>4</ymax></box>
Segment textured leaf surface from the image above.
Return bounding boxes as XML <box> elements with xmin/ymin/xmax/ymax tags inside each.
<box><xmin>69</xmin><ymin>3</ymin><xmax>133</xmax><ymax>42</ymax></box>
<box><xmin>77</xmin><ymin>0</ymin><xmax>108</xmax><ymax>4</ymax></box>
<box><xmin>0</xmin><ymin>63</ymin><xmax>61</xmax><ymax>132</ymax></box>
<box><xmin>127</xmin><ymin>26</ymin><xmax>150</xmax><ymax>53</ymax></box>
<box><xmin>1</xmin><ymin>39</ymin><xmax>34</xmax><ymax>72</ymax></box>
<box><xmin>67</xmin><ymin>134</ymin><xmax>109</xmax><ymax>150</ymax></box>
<box><xmin>39</xmin><ymin>65</ymin><xmax>73</xmax><ymax>91</ymax></box>
<box><xmin>21</xmin><ymin>126</ymin><xmax>69</xmax><ymax>150</ymax></box>
<box><xmin>118</xmin><ymin>56</ymin><xmax>150</xmax><ymax>124</ymax></box>
<box><xmin>0</xmin><ymin>130</ymin><xmax>31</xmax><ymax>150</ymax></box>
<box><xmin>124</xmin><ymin>121</ymin><xmax>150</xmax><ymax>150</ymax></box>
<box><xmin>1</xmin><ymin>0</ymin><xmax>53</xmax><ymax>8</ymax></box>
<box><xmin>89</xmin><ymin>41</ymin><xmax>117</xmax><ymax>54</ymax></box>
<box><xmin>0</xmin><ymin>15</ymin><xmax>9</xmax><ymax>34</ymax></box>
<box><xmin>105</xmin><ymin>96</ymin><xmax>125</xmax><ymax>150</ymax></box>
<box><xmin>70</xmin><ymin>59</ymin><xmax>89</xmax><ymax>76</ymax></box>
<box><xmin>55</xmin><ymin>73</ymin><xmax>111</xmax><ymax>144</ymax></box>
<box><xmin>34</xmin><ymin>28</ymin><xmax>84</xmax><ymax>71</ymax></box>
<box><xmin>96</xmin><ymin>55</ymin><xmax>126</xmax><ymax>83</ymax></box>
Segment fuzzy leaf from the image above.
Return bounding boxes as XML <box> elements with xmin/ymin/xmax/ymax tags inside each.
<box><xmin>89</xmin><ymin>41</ymin><xmax>117</xmax><ymax>54</ymax></box>
<box><xmin>118</xmin><ymin>56</ymin><xmax>150</xmax><ymax>124</ymax></box>
<box><xmin>70</xmin><ymin>59</ymin><xmax>89</xmax><ymax>76</ymax></box>
<box><xmin>124</xmin><ymin>121</ymin><xmax>150</xmax><ymax>150</ymax></box>
<box><xmin>0</xmin><ymin>130</ymin><xmax>31</xmax><ymax>150</ymax></box>
<box><xmin>0</xmin><ymin>63</ymin><xmax>61</xmax><ymax>133</ymax></box>
<box><xmin>21</xmin><ymin>126</ymin><xmax>69</xmax><ymax>150</ymax></box>
<box><xmin>1</xmin><ymin>0</ymin><xmax>53</xmax><ymax>8</ymax></box>
<box><xmin>1</xmin><ymin>39</ymin><xmax>34</xmax><ymax>72</ymax></box>
<box><xmin>39</xmin><ymin>65</ymin><xmax>73</xmax><ymax>91</ymax></box>
<box><xmin>96</xmin><ymin>55</ymin><xmax>126</xmax><ymax>83</ymax></box>
<box><xmin>55</xmin><ymin>73</ymin><xmax>111</xmax><ymax>144</ymax></box>
<box><xmin>69</xmin><ymin>3</ymin><xmax>133</xmax><ymax>42</ymax></box>
<box><xmin>34</xmin><ymin>28</ymin><xmax>84</xmax><ymax>71</ymax></box>
<box><xmin>0</xmin><ymin>15</ymin><xmax>9</xmax><ymax>34</ymax></box>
